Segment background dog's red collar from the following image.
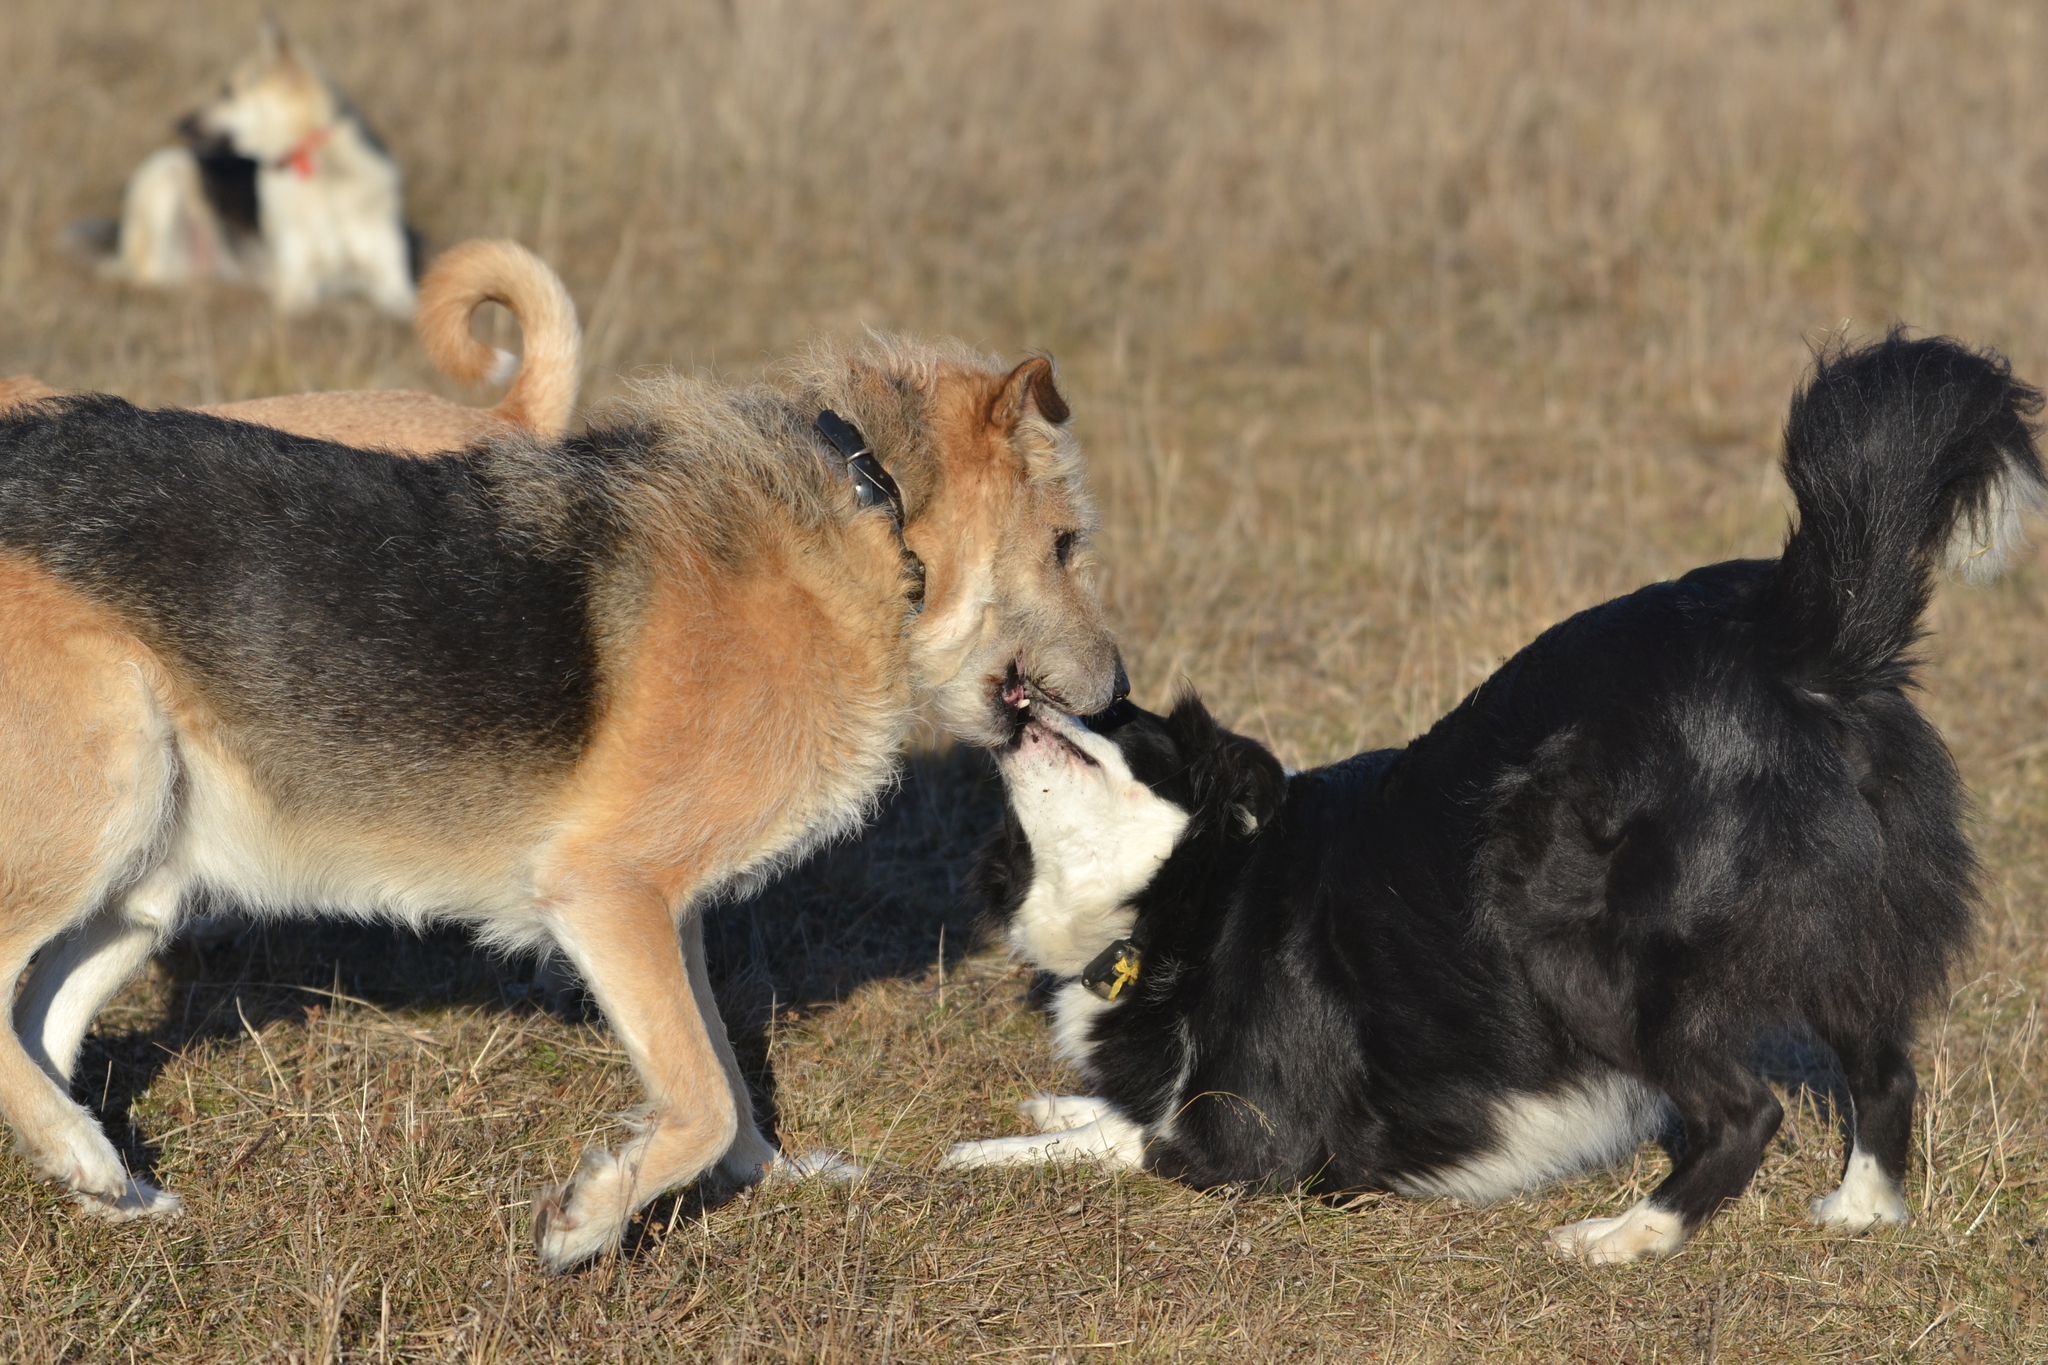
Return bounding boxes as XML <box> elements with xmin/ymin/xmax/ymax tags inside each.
<box><xmin>276</xmin><ymin>125</ymin><xmax>333</xmax><ymax>178</ymax></box>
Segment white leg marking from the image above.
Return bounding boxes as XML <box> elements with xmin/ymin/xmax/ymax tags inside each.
<box><xmin>1018</xmin><ymin>1093</ymin><xmax>1119</xmax><ymax>1134</ymax></box>
<box><xmin>1546</xmin><ymin>1198</ymin><xmax>1687</xmax><ymax>1264</ymax></box>
<box><xmin>1809</xmin><ymin>1146</ymin><xmax>1908</xmax><ymax>1231</ymax></box>
<box><xmin>0</xmin><ymin>676</ymin><xmax>184</xmax><ymax>1221</ymax></box>
<box><xmin>942</xmin><ymin>1113</ymin><xmax>1145</xmax><ymax>1171</ymax></box>
<box><xmin>20</xmin><ymin>1082</ymin><xmax>183</xmax><ymax>1223</ymax></box>
<box><xmin>14</xmin><ymin>900</ymin><xmax>187</xmax><ymax>1220</ymax></box>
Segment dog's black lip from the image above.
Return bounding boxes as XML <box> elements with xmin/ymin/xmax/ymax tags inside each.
<box><xmin>1022</xmin><ymin>676</ymin><xmax>1070</xmax><ymax>710</ymax></box>
<box><xmin>1006</xmin><ymin>713</ymin><xmax>1100</xmax><ymax>768</ymax></box>
<box><xmin>997</xmin><ymin>664</ymin><xmax>1068</xmax><ymax>709</ymax></box>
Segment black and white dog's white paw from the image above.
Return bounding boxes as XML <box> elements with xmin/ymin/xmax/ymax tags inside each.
<box><xmin>942</xmin><ymin>1094</ymin><xmax>1145</xmax><ymax>1170</ymax></box>
<box><xmin>1807</xmin><ymin>1148</ymin><xmax>1909</xmax><ymax>1232</ymax></box>
<box><xmin>1016</xmin><ymin>1093</ymin><xmax>1120</xmax><ymax>1134</ymax></box>
<box><xmin>1544</xmin><ymin>1200</ymin><xmax>1685</xmax><ymax>1264</ymax></box>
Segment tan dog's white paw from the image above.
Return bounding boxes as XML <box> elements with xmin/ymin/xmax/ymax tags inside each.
<box><xmin>75</xmin><ymin>1175</ymin><xmax>182</xmax><ymax>1222</ymax></box>
<box><xmin>533</xmin><ymin>1147</ymin><xmax>636</xmax><ymax>1273</ymax></box>
<box><xmin>42</xmin><ymin>1129</ymin><xmax>175</xmax><ymax>1222</ymax></box>
<box><xmin>1545</xmin><ymin>1201</ymin><xmax>1685</xmax><ymax>1264</ymax></box>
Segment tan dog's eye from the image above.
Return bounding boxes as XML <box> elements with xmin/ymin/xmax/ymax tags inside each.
<box><xmin>1054</xmin><ymin>531</ymin><xmax>1078</xmax><ymax>568</ymax></box>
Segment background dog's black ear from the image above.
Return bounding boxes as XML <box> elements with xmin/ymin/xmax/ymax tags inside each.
<box><xmin>1164</xmin><ymin>685</ymin><xmax>1221</xmax><ymax>745</ymax></box>
<box><xmin>1166</xmin><ymin>687</ymin><xmax>1287</xmax><ymax>836</ymax></box>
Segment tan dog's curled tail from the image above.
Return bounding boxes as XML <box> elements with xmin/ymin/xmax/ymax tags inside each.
<box><xmin>0</xmin><ymin>376</ymin><xmax>62</xmax><ymax>414</ymax></box>
<box><xmin>416</xmin><ymin>240</ymin><xmax>581</xmax><ymax>438</ymax></box>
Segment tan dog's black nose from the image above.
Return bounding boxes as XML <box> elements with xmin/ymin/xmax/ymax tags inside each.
<box><xmin>1110</xmin><ymin>652</ymin><xmax>1130</xmax><ymax>704</ymax></box>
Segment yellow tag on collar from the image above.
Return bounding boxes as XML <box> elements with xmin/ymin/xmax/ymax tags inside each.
<box><xmin>1081</xmin><ymin>939</ymin><xmax>1143</xmax><ymax>1001</ymax></box>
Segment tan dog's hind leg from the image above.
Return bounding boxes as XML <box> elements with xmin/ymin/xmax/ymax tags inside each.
<box><xmin>112</xmin><ymin>146</ymin><xmax>233</xmax><ymax>286</ymax></box>
<box><xmin>532</xmin><ymin>886</ymin><xmax>741</xmax><ymax>1271</ymax></box>
<box><xmin>15</xmin><ymin>866</ymin><xmax>184</xmax><ymax>1085</ymax></box>
<box><xmin>0</xmin><ymin>564</ymin><xmax>183</xmax><ymax>1218</ymax></box>
<box><xmin>0</xmin><ymin>926</ymin><xmax>181</xmax><ymax>1220</ymax></box>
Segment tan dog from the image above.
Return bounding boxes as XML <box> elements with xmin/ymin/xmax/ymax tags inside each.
<box><xmin>0</xmin><ymin>335</ymin><xmax>1121</xmax><ymax>1270</ymax></box>
<box><xmin>4</xmin><ymin>239</ymin><xmax>579</xmax><ymax>450</ymax></box>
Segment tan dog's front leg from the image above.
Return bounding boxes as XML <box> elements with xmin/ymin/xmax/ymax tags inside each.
<box><xmin>681</xmin><ymin>912</ymin><xmax>781</xmax><ymax>1186</ymax></box>
<box><xmin>534</xmin><ymin>885</ymin><xmax>738</xmax><ymax>1272</ymax></box>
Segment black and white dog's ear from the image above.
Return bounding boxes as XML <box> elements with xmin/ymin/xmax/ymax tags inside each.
<box><xmin>1166</xmin><ymin>688</ymin><xmax>1287</xmax><ymax>836</ymax></box>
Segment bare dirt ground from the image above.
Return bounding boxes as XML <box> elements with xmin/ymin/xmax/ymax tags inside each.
<box><xmin>3</xmin><ymin>1</ymin><xmax>2047</xmax><ymax>1359</ymax></box>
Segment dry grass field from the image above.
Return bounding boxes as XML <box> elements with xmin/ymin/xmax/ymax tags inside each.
<box><xmin>6</xmin><ymin>0</ymin><xmax>2048</xmax><ymax>1358</ymax></box>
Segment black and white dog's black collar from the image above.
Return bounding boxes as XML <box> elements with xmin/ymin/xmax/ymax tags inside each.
<box><xmin>815</xmin><ymin>409</ymin><xmax>925</xmax><ymax>612</ymax></box>
<box><xmin>1080</xmin><ymin>938</ymin><xmax>1144</xmax><ymax>1001</ymax></box>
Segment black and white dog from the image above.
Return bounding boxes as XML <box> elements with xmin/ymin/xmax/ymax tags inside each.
<box><xmin>944</xmin><ymin>335</ymin><xmax>2042</xmax><ymax>1263</ymax></box>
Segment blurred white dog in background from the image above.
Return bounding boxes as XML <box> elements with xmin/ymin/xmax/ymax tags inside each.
<box><xmin>93</xmin><ymin>19</ymin><xmax>417</xmax><ymax>317</ymax></box>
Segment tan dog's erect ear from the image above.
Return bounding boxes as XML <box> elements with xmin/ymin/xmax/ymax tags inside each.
<box><xmin>989</xmin><ymin>356</ymin><xmax>1071</xmax><ymax>430</ymax></box>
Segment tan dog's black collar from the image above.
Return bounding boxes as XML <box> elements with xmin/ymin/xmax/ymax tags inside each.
<box><xmin>816</xmin><ymin>409</ymin><xmax>925</xmax><ymax>613</ymax></box>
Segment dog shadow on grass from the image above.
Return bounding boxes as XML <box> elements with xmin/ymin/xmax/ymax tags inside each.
<box><xmin>77</xmin><ymin>740</ymin><xmax>1858</xmax><ymax>1254</ymax></box>
<box><xmin>79</xmin><ymin>742</ymin><xmax>1007</xmax><ymax>1223</ymax></box>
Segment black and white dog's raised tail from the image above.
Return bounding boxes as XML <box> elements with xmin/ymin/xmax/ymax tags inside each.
<box><xmin>945</xmin><ymin>334</ymin><xmax>2044</xmax><ymax>1264</ymax></box>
